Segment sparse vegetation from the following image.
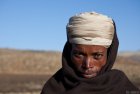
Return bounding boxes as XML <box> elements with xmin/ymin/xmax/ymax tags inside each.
<box><xmin>0</xmin><ymin>48</ymin><xmax>61</xmax><ymax>74</ymax></box>
<box><xmin>0</xmin><ymin>48</ymin><xmax>139</xmax><ymax>94</ymax></box>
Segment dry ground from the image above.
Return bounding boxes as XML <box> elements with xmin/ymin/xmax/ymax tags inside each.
<box><xmin>0</xmin><ymin>74</ymin><xmax>51</xmax><ymax>94</ymax></box>
<box><xmin>0</xmin><ymin>49</ymin><xmax>139</xmax><ymax>94</ymax></box>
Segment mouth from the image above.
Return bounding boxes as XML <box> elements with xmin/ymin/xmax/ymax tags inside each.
<box><xmin>81</xmin><ymin>72</ymin><xmax>97</xmax><ymax>78</ymax></box>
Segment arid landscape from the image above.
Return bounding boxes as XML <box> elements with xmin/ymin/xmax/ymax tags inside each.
<box><xmin>0</xmin><ymin>48</ymin><xmax>140</xmax><ymax>94</ymax></box>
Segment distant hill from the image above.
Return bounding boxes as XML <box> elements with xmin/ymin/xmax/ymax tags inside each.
<box><xmin>0</xmin><ymin>48</ymin><xmax>140</xmax><ymax>87</ymax></box>
<box><xmin>117</xmin><ymin>51</ymin><xmax>140</xmax><ymax>63</ymax></box>
<box><xmin>0</xmin><ymin>48</ymin><xmax>139</xmax><ymax>74</ymax></box>
<box><xmin>0</xmin><ymin>48</ymin><xmax>62</xmax><ymax>74</ymax></box>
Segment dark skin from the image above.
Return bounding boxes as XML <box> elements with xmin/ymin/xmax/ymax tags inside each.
<box><xmin>71</xmin><ymin>44</ymin><xmax>107</xmax><ymax>78</ymax></box>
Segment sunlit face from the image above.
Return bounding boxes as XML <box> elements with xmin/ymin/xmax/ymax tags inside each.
<box><xmin>71</xmin><ymin>44</ymin><xmax>107</xmax><ymax>78</ymax></box>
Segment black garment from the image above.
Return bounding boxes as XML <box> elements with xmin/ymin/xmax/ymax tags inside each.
<box><xmin>41</xmin><ymin>23</ymin><xmax>139</xmax><ymax>94</ymax></box>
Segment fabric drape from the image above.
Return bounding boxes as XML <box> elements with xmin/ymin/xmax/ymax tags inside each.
<box><xmin>41</xmin><ymin>22</ymin><xmax>139</xmax><ymax>94</ymax></box>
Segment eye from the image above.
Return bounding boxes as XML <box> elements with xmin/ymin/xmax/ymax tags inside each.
<box><xmin>93</xmin><ymin>53</ymin><xmax>103</xmax><ymax>60</ymax></box>
<box><xmin>72</xmin><ymin>51</ymin><xmax>84</xmax><ymax>58</ymax></box>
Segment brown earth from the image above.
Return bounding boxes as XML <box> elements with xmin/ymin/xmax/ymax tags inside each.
<box><xmin>0</xmin><ymin>74</ymin><xmax>51</xmax><ymax>94</ymax></box>
<box><xmin>0</xmin><ymin>48</ymin><xmax>139</xmax><ymax>94</ymax></box>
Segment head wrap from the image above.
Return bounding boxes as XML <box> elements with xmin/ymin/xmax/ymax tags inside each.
<box><xmin>66</xmin><ymin>12</ymin><xmax>114</xmax><ymax>48</ymax></box>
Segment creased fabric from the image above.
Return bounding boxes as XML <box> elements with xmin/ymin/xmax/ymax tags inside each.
<box><xmin>41</xmin><ymin>22</ymin><xmax>139</xmax><ymax>94</ymax></box>
<box><xmin>66</xmin><ymin>12</ymin><xmax>114</xmax><ymax>48</ymax></box>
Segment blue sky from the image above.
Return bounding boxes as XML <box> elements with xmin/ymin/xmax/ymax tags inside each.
<box><xmin>0</xmin><ymin>0</ymin><xmax>140</xmax><ymax>51</ymax></box>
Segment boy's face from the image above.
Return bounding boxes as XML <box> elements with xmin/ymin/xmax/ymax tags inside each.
<box><xmin>71</xmin><ymin>44</ymin><xmax>107</xmax><ymax>78</ymax></box>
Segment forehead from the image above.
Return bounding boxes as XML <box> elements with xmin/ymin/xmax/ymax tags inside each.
<box><xmin>71</xmin><ymin>44</ymin><xmax>107</xmax><ymax>52</ymax></box>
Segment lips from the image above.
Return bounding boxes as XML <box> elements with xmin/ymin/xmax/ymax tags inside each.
<box><xmin>81</xmin><ymin>72</ymin><xmax>97</xmax><ymax>78</ymax></box>
<box><xmin>80</xmin><ymin>70</ymin><xmax>98</xmax><ymax>78</ymax></box>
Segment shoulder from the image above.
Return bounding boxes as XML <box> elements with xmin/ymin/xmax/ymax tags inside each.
<box><xmin>110</xmin><ymin>69</ymin><xmax>126</xmax><ymax>76</ymax></box>
<box><xmin>41</xmin><ymin>69</ymin><xmax>64</xmax><ymax>94</ymax></box>
<box><xmin>110</xmin><ymin>69</ymin><xmax>139</xmax><ymax>90</ymax></box>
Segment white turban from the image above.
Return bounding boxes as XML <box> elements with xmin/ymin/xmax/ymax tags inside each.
<box><xmin>66</xmin><ymin>12</ymin><xmax>114</xmax><ymax>48</ymax></box>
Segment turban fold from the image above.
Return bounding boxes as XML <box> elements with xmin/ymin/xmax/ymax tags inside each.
<box><xmin>66</xmin><ymin>12</ymin><xmax>114</xmax><ymax>48</ymax></box>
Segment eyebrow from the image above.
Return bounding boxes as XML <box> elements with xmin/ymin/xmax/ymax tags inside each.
<box><xmin>92</xmin><ymin>51</ymin><xmax>104</xmax><ymax>53</ymax></box>
<box><xmin>90</xmin><ymin>51</ymin><xmax>103</xmax><ymax>55</ymax></box>
<box><xmin>73</xmin><ymin>49</ymin><xmax>104</xmax><ymax>54</ymax></box>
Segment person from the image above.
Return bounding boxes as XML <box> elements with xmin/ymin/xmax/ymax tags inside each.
<box><xmin>41</xmin><ymin>12</ymin><xmax>139</xmax><ymax>94</ymax></box>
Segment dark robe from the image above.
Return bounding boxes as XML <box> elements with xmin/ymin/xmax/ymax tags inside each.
<box><xmin>41</xmin><ymin>23</ymin><xmax>139</xmax><ymax>94</ymax></box>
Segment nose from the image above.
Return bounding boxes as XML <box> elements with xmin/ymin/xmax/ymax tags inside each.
<box><xmin>82</xmin><ymin>57</ymin><xmax>93</xmax><ymax>69</ymax></box>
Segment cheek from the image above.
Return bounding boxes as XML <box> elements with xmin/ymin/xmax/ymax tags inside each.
<box><xmin>93</xmin><ymin>56</ymin><xmax>107</xmax><ymax>69</ymax></box>
<box><xmin>71</xmin><ymin>56</ymin><xmax>83</xmax><ymax>68</ymax></box>
<box><xmin>95</xmin><ymin>59</ymin><xmax>107</xmax><ymax>69</ymax></box>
